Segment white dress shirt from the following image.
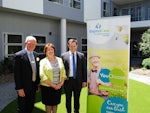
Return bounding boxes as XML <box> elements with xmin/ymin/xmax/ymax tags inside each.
<box><xmin>69</xmin><ymin>51</ymin><xmax>76</xmax><ymax>77</ymax></box>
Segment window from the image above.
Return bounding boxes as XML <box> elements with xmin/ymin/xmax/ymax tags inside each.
<box><xmin>102</xmin><ymin>1</ymin><xmax>110</xmax><ymax>17</ymax></box>
<box><xmin>122</xmin><ymin>8</ymin><xmax>129</xmax><ymax>15</ymax></box>
<box><xmin>120</xmin><ymin>3</ymin><xmax>142</xmax><ymax>21</ymax></box>
<box><xmin>3</xmin><ymin>34</ymin><xmax>46</xmax><ymax>58</ymax></box>
<box><xmin>4</xmin><ymin>34</ymin><xmax>23</xmax><ymax>57</ymax></box>
<box><xmin>33</xmin><ymin>35</ymin><xmax>46</xmax><ymax>54</ymax></box>
<box><xmin>48</xmin><ymin>0</ymin><xmax>63</xmax><ymax>4</ymax></box>
<box><xmin>130</xmin><ymin>5</ymin><xmax>142</xmax><ymax>21</ymax></box>
<box><xmin>70</xmin><ymin>0</ymin><xmax>81</xmax><ymax>9</ymax></box>
<box><xmin>148</xmin><ymin>8</ymin><xmax>150</xmax><ymax>19</ymax></box>
<box><xmin>113</xmin><ymin>8</ymin><xmax>118</xmax><ymax>16</ymax></box>
<box><xmin>81</xmin><ymin>38</ymin><xmax>87</xmax><ymax>58</ymax></box>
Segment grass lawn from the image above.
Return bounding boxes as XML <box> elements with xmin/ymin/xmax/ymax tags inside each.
<box><xmin>128</xmin><ymin>79</ymin><xmax>150</xmax><ymax>113</ymax></box>
<box><xmin>1</xmin><ymin>79</ymin><xmax>150</xmax><ymax>113</ymax></box>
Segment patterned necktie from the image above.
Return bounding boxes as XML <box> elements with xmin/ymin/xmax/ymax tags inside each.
<box><xmin>30</xmin><ymin>53</ymin><xmax>36</xmax><ymax>82</ymax></box>
<box><xmin>72</xmin><ymin>53</ymin><xmax>76</xmax><ymax>79</ymax></box>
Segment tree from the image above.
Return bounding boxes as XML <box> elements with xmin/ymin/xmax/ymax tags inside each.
<box><xmin>139</xmin><ymin>28</ymin><xmax>150</xmax><ymax>68</ymax></box>
<box><xmin>139</xmin><ymin>28</ymin><xmax>150</xmax><ymax>56</ymax></box>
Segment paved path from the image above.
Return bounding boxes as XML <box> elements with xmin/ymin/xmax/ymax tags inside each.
<box><xmin>0</xmin><ymin>82</ymin><xmax>17</xmax><ymax>111</ymax></box>
<box><xmin>0</xmin><ymin>72</ymin><xmax>150</xmax><ymax>111</ymax></box>
<box><xmin>129</xmin><ymin>72</ymin><xmax>150</xmax><ymax>85</ymax></box>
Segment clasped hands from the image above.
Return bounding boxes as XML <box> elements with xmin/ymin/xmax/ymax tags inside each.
<box><xmin>51</xmin><ymin>83</ymin><xmax>63</xmax><ymax>90</ymax></box>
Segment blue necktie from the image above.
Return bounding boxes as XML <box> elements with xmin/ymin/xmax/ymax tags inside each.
<box><xmin>72</xmin><ymin>53</ymin><xmax>76</xmax><ymax>79</ymax></box>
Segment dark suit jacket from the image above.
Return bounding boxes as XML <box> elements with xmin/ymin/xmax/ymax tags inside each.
<box><xmin>61</xmin><ymin>51</ymin><xmax>87</xmax><ymax>88</ymax></box>
<box><xmin>14</xmin><ymin>49</ymin><xmax>40</xmax><ymax>95</ymax></box>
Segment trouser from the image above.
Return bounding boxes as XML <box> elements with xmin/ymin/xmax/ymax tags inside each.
<box><xmin>64</xmin><ymin>78</ymin><xmax>81</xmax><ymax>113</ymax></box>
<box><xmin>17</xmin><ymin>89</ymin><xmax>36</xmax><ymax>113</ymax></box>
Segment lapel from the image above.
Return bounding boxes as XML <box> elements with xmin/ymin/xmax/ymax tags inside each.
<box><xmin>76</xmin><ymin>52</ymin><xmax>79</xmax><ymax>71</ymax></box>
<box><xmin>32</xmin><ymin>51</ymin><xmax>39</xmax><ymax>68</ymax></box>
<box><xmin>33</xmin><ymin>52</ymin><xmax>37</xmax><ymax>62</ymax></box>
<box><xmin>66</xmin><ymin>52</ymin><xmax>70</xmax><ymax>64</ymax></box>
<box><xmin>22</xmin><ymin>50</ymin><xmax>30</xmax><ymax>65</ymax></box>
<box><xmin>67</xmin><ymin>52</ymin><xmax>70</xmax><ymax>64</ymax></box>
<box><xmin>22</xmin><ymin>50</ymin><xmax>37</xmax><ymax>67</ymax></box>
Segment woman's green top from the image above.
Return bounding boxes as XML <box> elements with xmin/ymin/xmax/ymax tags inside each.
<box><xmin>40</xmin><ymin>56</ymin><xmax>66</xmax><ymax>87</ymax></box>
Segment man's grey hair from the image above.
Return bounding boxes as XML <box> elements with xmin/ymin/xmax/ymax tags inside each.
<box><xmin>25</xmin><ymin>36</ymin><xmax>37</xmax><ymax>43</ymax></box>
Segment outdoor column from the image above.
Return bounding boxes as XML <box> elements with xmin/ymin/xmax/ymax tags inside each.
<box><xmin>60</xmin><ymin>18</ymin><xmax>67</xmax><ymax>53</ymax></box>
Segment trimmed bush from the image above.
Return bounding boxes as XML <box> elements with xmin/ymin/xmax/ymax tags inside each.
<box><xmin>142</xmin><ymin>57</ymin><xmax>150</xmax><ymax>69</ymax></box>
<box><xmin>0</xmin><ymin>57</ymin><xmax>13</xmax><ymax>75</ymax></box>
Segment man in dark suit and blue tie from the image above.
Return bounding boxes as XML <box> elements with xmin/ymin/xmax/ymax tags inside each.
<box><xmin>61</xmin><ymin>39</ymin><xmax>87</xmax><ymax>113</ymax></box>
<box><xmin>14</xmin><ymin>36</ymin><xmax>40</xmax><ymax>113</ymax></box>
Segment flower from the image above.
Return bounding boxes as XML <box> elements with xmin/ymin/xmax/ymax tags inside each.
<box><xmin>36</xmin><ymin>57</ymin><xmax>40</xmax><ymax>62</ymax></box>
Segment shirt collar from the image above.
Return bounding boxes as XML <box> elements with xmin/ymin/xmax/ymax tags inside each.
<box><xmin>69</xmin><ymin>51</ymin><xmax>76</xmax><ymax>55</ymax></box>
<box><xmin>25</xmin><ymin>48</ymin><xmax>33</xmax><ymax>55</ymax></box>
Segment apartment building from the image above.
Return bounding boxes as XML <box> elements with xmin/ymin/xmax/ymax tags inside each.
<box><xmin>0</xmin><ymin>0</ymin><xmax>88</xmax><ymax>60</ymax></box>
<box><xmin>0</xmin><ymin>0</ymin><xmax>149</xmax><ymax>67</ymax></box>
<box><xmin>101</xmin><ymin>0</ymin><xmax>150</xmax><ymax>67</ymax></box>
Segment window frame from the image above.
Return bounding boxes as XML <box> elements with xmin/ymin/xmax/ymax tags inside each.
<box><xmin>69</xmin><ymin>0</ymin><xmax>81</xmax><ymax>9</ymax></box>
<box><xmin>48</xmin><ymin>0</ymin><xmax>63</xmax><ymax>4</ymax></box>
<box><xmin>81</xmin><ymin>37</ymin><xmax>87</xmax><ymax>58</ymax></box>
<box><xmin>148</xmin><ymin>8</ymin><xmax>150</xmax><ymax>20</ymax></box>
<box><xmin>120</xmin><ymin>3</ymin><xmax>142</xmax><ymax>21</ymax></box>
<box><xmin>102</xmin><ymin>1</ymin><xmax>110</xmax><ymax>17</ymax></box>
<box><xmin>3</xmin><ymin>33</ymin><xmax>47</xmax><ymax>59</ymax></box>
<box><xmin>32</xmin><ymin>35</ymin><xmax>46</xmax><ymax>55</ymax></box>
<box><xmin>3</xmin><ymin>33</ymin><xmax>23</xmax><ymax>58</ymax></box>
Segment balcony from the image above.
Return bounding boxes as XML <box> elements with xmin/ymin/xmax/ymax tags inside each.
<box><xmin>112</xmin><ymin>0</ymin><xmax>143</xmax><ymax>5</ymax></box>
<box><xmin>112</xmin><ymin>0</ymin><xmax>150</xmax><ymax>22</ymax></box>
<box><xmin>44</xmin><ymin>0</ymin><xmax>84</xmax><ymax>22</ymax></box>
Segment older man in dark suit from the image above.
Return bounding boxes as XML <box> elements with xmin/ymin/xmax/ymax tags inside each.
<box><xmin>14</xmin><ymin>36</ymin><xmax>40</xmax><ymax>113</ymax></box>
<box><xmin>61</xmin><ymin>39</ymin><xmax>87</xmax><ymax>113</ymax></box>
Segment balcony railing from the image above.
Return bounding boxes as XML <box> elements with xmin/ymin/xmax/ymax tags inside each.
<box><xmin>112</xmin><ymin>6</ymin><xmax>150</xmax><ymax>21</ymax></box>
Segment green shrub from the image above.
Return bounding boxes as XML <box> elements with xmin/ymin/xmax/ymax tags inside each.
<box><xmin>142</xmin><ymin>57</ymin><xmax>150</xmax><ymax>69</ymax></box>
<box><xmin>0</xmin><ymin>57</ymin><xmax>13</xmax><ymax>75</ymax></box>
<box><xmin>130</xmin><ymin>67</ymin><xmax>134</xmax><ymax>71</ymax></box>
